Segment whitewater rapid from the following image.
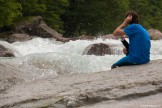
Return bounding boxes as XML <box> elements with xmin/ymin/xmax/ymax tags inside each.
<box><xmin>0</xmin><ymin>37</ymin><xmax>162</xmax><ymax>80</ymax></box>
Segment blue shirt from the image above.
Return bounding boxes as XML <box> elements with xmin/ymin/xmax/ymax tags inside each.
<box><xmin>123</xmin><ymin>24</ymin><xmax>151</xmax><ymax>64</ymax></box>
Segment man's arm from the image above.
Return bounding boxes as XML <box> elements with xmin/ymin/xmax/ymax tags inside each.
<box><xmin>113</xmin><ymin>15</ymin><xmax>132</xmax><ymax>38</ymax></box>
<box><xmin>113</xmin><ymin>22</ymin><xmax>127</xmax><ymax>37</ymax></box>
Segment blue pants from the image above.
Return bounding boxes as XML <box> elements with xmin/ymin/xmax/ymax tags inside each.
<box><xmin>111</xmin><ymin>56</ymin><xmax>137</xmax><ymax>69</ymax></box>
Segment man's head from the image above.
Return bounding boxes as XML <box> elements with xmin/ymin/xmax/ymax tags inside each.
<box><xmin>125</xmin><ymin>11</ymin><xmax>139</xmax><ymax>24</ymax></box>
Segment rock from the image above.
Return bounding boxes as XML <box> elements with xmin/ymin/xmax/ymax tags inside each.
<box><xmin>7</xmin><ymin>33</ymin><xmax>32</xmax><ymax>43</ymax></box>
<box><xmin>0</xmin><ymin>44</ymin><xmax>14</xmax><ymax>57</ymax></box>
<box><xmin>14</xmin><ymin>16</ymin><xmax>69</xmax><ymax>42</ymax></box>
<box><xmin>148</xmin><ymin>29</ymin><xmax>162</xmax><ymax>40</ymax></box>
<box><xmin>67</xmin><ymin>100</ymin><xmax>78</xmax><ymax>107</ymax></box>
<box><xmin>0</xmin><ymin>59</ymin><xmax>162</xmax><ymax>108</ymax></box>
<box><xmin>15</xmin><ymin>16</ymin><xmax>42</xmax><ymax>32</ymax></box>
<box><xmin>79</xmin><ymin>94</ymin><xmax>162</xmax><ymax>108</ymax></box>
<box><xmin>49</xmin><ymin>104</ymin><xmax>66</xmax><ymax>108</ymax></box>
<box><xmin>36</xmin><ymin>21</ymin><xmax>70</xmax><ymax>42</ymax></box>
<box><xmin>83</xmin><ymin>43</ymin><xmax>112</xmax><ymax>56</ymax></box>
<box><xmin>7</xmin><ymin>16</ymin><xmax>118</xmax><ymax>43</ymax></box>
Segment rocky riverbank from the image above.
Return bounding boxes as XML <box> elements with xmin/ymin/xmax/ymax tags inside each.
<box><xmin>0</xmin><ymin>16</ymin><xmax>162</xmax><ymax>108</ymax></box>
<box><xmin>0</xmin><ymin>59</ymin><xmax>162</xmax><ymax>108</ymax></box>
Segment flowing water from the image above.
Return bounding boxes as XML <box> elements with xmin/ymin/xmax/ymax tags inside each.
<box><xmin>0</xmin><ymin>37</ymin><xmax>162</xmax><ymax>81</ymax></box>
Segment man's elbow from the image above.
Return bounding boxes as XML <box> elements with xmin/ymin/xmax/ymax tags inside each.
<box><xmin>113</xmin><ymin>31</ymin><xmax>118</xmax><ymax>37</ymax></box>
<box><xmin>113</xmin><ymin>30</ymin><xmax>125</xmax><ymax>37</ymax></box>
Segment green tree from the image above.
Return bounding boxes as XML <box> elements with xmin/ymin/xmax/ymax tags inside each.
<box><xmin>16</xmin><ymin>0</ymin><xmax>46</xmax><ymax>16</ymax></box>
<box><xmin>0</xmin><ymin>0</ymin><xmax>21</xmax><ymax>28</ymax></box>
<box><xmin>63</xmin><ymin>0</ymin><xmax>129</xmax><ymax>37</ymax></box>
<box><xmin>147</xmin><ymin>0</ymin><xmax>162</xmax><ymax>31</ymax></box>
<box><xmin>129</xmin><ymin>0</ymin><xmax>151</xmax><ymax>28</ymax></box>
<box><xmin>43</xmin><ymin>0</ymin><xmax>69</xmax><ymax>33</ymax></box>
<box><xmin>129</xmin><ymin>0</ymin><xmax>162</xmax><ymax>31</ymax></box>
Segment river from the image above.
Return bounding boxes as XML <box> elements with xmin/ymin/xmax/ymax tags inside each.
<box><xmin>0</xmin><ymin>37</ymin><xmax>162</xmax><ymax>81</ymax></box>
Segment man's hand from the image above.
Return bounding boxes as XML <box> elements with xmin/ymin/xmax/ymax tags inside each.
<box><xmin>123</xmin><ymin>48</ymin><xmax>128</xmax><ymax>55</ymax></box>
<box><xmin>113</xmin><ymin>15</ymin><xmax>132</xmax><ymax>37</ymax></box>
<box><xmin>124</xmin><ymin>15</ymin><xmax>132</xmax><ymax>24</ymax></box>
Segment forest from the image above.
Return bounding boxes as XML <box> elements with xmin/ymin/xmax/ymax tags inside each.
<box><xmin>0</xmin><ymin>0</ymin><xmax>162</xmax><ymax>37</ymax></box>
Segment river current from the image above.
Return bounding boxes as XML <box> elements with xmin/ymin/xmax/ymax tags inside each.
<box><xmin>0</xmin><ymin>37</ymin><xmax>162</xmax><ymax>80</ymax></box>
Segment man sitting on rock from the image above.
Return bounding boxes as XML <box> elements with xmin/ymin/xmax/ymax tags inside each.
<box><xmin>111</xmin><ymin>11</ymin><xmax>151</xmax><ymax>69</ymax></box>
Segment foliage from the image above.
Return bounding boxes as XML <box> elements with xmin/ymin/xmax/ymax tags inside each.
<box><xmin>0</xmin><ymin>0</ymin><xmax>21</xmax><ymax>28</ymax></box>
<box><xmin>63</xmin><ymin>0</ymin><xmax>129</xmax><ymax>37</ymax></box>
<box><xmin>147</xmin><ymin>0</ymin><xmax>162</xmax><ymax>31</ymax></box>
<box><xmin>43</xmin><ymin>0</ymin><xmax>69</xmax><ymax>33</ymax></box>
<box><xmin>129</xmin><ymin>0</ymin><xmax>162</xmax><ymax>31</ymax></box>
<box><xmin>16</xmin><ymin>0</ymin><xmax>46</xmax><ymax>16</ymax></box>
<box><xmin>0</xmin><ymin>0</ymin><xmax>162</xmax><ymax>37</ymax></box>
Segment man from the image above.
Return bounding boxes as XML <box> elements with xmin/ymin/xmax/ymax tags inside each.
<box><xmin>111</xmin><ymin>11</ymin><xmax>151</xmax><ymax>69</ymax></box>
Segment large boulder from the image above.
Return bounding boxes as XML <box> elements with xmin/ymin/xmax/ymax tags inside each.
<box><xmin>14</xmin><ymin>16</ymin><xmax>69</xmax><ymax>42</ymax></box>
<box><xmin>15</xmin><ymin>16</ymin><xmax>42</xmax><ymax>34</ymax></box>
<box><xmin>148</xmin><ymin>29</ymin><xmax>162</xmax><ymax>40</ymax></box>
<box><xmin>83</xmin><ymin>43</ymin><xmax>112</xmax><ymax>56</ymax></box>
<box><xmin>7</xmin><ymin>33</ymin><xmax>32</xmax><ymax>43</ymax></box>
<box><xmin>0</xmin><ymin>60</ymin><xmax>162</xmax><ymax>108</ymax></box>
<box><xmin>0</xmin><ymin>44</ymin><xmax>14</xmax><ymax>57</ymax></box>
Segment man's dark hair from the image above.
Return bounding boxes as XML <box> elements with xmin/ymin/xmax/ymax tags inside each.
<box><xmin>125</xmin><ymin>11</ymin><xmax>139</xmax><ymax>24</ymax></box>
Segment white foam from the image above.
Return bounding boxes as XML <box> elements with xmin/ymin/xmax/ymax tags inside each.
<box><xmin>0</xmin><ymin>37</ymin><xmax>162</xmax><ymax>76</ymax></box>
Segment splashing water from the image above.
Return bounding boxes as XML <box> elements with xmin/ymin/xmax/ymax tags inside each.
<box><xmin>0</xmin><ymin>37</ymin><xmax>162</xmax><ymax>80</ymax></box>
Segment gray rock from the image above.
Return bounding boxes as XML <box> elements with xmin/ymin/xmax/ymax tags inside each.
<box><xmin>7</xmin><ymin>33</ymin><xmax>32</xmax><ymax>43</ymax></box>
<box><xmin>14</xmin><ymin>16</ymin><xmax>69</xmax><ymax>42</ymax></box>
<box><xmin>83</xmin><ymin>43</ymin><xmax>112</xmax><ymax>56</ymax></box>
<box><xmin>79</xmin><ymin>93</ymin><xmax>162</xmax><ymax>108</ymax></box>
<box><xmin>0</xmin><ymin>60</ymin><xmax>162</xmax><ymax>108</ymax></box>
<box><xmin>0</xmin><ymin>44</ymin><xmax>14</xmax><ymax>57</ymax></box>
<box><xmin>50</xmin><ymin>104</ymin><xmax>66</xmax><ymax>108</ymax></box>
<box><xmin>148</xmin><ymin>29</ymin><xmax>162</xmax><ymax>40</ymax></box>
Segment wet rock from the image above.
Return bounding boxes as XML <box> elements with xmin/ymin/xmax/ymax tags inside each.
<box><xmin>148</xmin><ymin>29</ymin><xmax>162</xmax><ymax>40</ymax></box>
<box><xmin>83</xmin><ymin>43</ymin><xmax>112</xmax><ymax>56</ymax></box>
<box><xmin>0</xmin><ymin>44</ymin><xmax>14</xmax><ymax>57</ymax></box>
<box><xmin>7</xmin><ymin>33</ymin><xmax>32</xmax><ymax>43</ymax></box>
